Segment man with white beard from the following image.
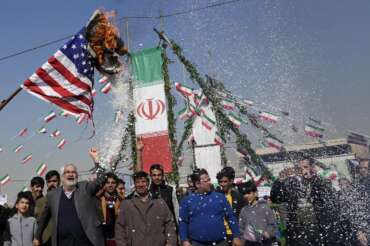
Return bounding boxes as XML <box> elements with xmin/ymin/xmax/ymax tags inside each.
<box><xmin>35</xmin><ymin>149</ymin><xmax>107</xmax><ymax>246</ymax></box>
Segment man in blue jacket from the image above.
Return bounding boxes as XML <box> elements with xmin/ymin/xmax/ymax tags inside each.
<box><xmin>179</xmin><ymin>168</ymin><xmax>241</xmax><ymax>246</ymax></box>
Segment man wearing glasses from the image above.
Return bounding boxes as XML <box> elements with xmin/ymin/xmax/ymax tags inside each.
<box><xmin>179</xmin><ymin>169</ymin><xmax>241</xmax><ymax>246</ymax></box>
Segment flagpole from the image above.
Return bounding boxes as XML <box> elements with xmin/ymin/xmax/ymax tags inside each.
<box><xmin>0</xmin><ymin>87</ymin><xmax>22</xmax><ymax>111</ymax></box>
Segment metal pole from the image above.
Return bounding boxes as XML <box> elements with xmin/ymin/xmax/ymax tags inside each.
<box><xmin>0</xmin><ymin>87</ymin><xmax>22</xmax><ymax>112</ymax></box>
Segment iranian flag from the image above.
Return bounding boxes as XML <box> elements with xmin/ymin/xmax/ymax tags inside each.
<box><xmin>91</xmin><ymin>88</ymin><xmax>97</xmax><ymax>97</ymax></box>
<box><xmin>38</xmin><ymin>126</ymin><xmax>47</xmax><ymax>134</ymax></box>
<box><xmin>36</xmin><ymin>163</ymin><xmax>48</xmax><ymax>176</ymax></box>
<box><xmin>21</xmin><ymin>154</ymin><xmax>32</xmax><ymax>164</ymax></box>
<box><xmin>17</xmin><ymin>128</ymin><xmax>28</xmax><ymax>137</ymax></box>
<box><xmin>59</xmin><ymin>110</ymin><xmax>70</xmax><ymax>117</ymax></box>
<box><xmin>57</xmin><ymin>139</ymin><xmax>66</xmax><ymax>149</ymax></box>
<box><xmin>214</xmin><ymin>132</ymin><xmax>225</xmax><ymax>147</ymax></box>
<box><xmin>227</xmin><ymin>112</ymin><xmax>242</xmax><ymax>128</ymax></box>
<box><xmin>99</xmin><ymin>76</ymin><xmax>109</xmax><ymax>84</ymax></box>
<box><xmin>21</xmin><ymin>186</ymin><xmax>28</xmax><ymax>192</ymax></box>
<box><xmin>201</xmin><ymin>114</ymin><xmax>216</xmax><ymax>131</ymax></box>
<box><xmin>221</xmin><ymin>99</ymin><xmax>235</xmax><ymax>110</ymax></box>
<box><xmin>14</xmin><ymin>144</ymin><xmax>24</xmax><ymax>153</ymax></box>
<box><xmin>304</xmin><ymin>124</ymin><xmax>324</xmax><ymax>138</ymax></box>
<box><xmin>132</xmin><ymin>47</ymin><xmax>173</xmax><ymax>173</ymax></box>
<box><xmin>178</xmin><ymin>107</ymin><xmax>190</xmax><ymax>120</ymax></box>
<box><xmin>319</xmin><ymin>169</ymin><xmax>338</xmax><ymax>181</ymax></box>
<box><xmin>100</xmin><ymin>82</ymin><xmax>112</xmax><ymax>94</ymax></box>
<box><xmin>264</xmin><ymin>136</ymin><xmax>283</xmax><ymax>150</ymax></box>
<box><xmin>76</xmin><ymin>114</ymin><xmax>87</xmax><ymax>124</ymax></box>
<box><xmin>259</xmin><ymin>111</ymin><xmax>279</xmax><ymax>124</ymax></box>
<box><xmin>44</xmin><ymin>111</ymin><xmax>57</xmax><ymax>123</ymax></box>
<box><xmin>175</xmin><ymin>82</ymin><xmax>193</xmax><ymax>97</ymax></box>
<box><xmin>0</xmin><ymin>174</ymin><xmax>10</xmax><ymax>185</ymax></box>
<box><xmin>50</xmin><ymin>130</ymin><xmax>61</xmax><ymax>138</ymax></box>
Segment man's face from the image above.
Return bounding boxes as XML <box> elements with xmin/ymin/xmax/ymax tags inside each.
<box><xmin>62</xmin><ymin>165</ymin><xmax>78</xmax><ymax>187</ymax></box>
<box><xmin>196</xmin><ymin>174</ymin><xmax>212</xmax><ymax>193</ymax></box>
<box><xmin>150</xmin><ymin>169</ymin><xmax>163</xmax><ymax>186</ymax></box>
<box><xmin>117</xmin><ymin>183</ymin><xmax>125</xmax><ymax>198</ymax></box>
<box><xmin>31</xmin><ymin>185</ymin><xmax>43</xmax><ymax>199</ymax></box>
<box><xmin>244</xmin><ymin>191</ymin><xmax>258</xmax><ymax>204</ymax></box>
<box><xmin>104</xmin><ymin>178</ymin><xmax>117</xmax><ymax>194</ymax></box>
<box><xmin>16</xmin><ymin>198</ymin><xmax>30</xmax><ymax>215</ymax></box>
<box><xmin>299</xmin><ymin>159</ymin><xmax>312</xmax><ymax>179</ymax></box>
<box><xmin>359</xmin><ymin>160</ymin><xmax>369</xmax><ymax>178</ymax></box>
<box><xmin>218</xmin><ymin>176</ymin><xmax>233</xmax><ymax>193</ymax></box>
<box><xmin>46</xmin><ymin>175</ymin><xmax>60</xmax><ymax>191</ymax></box>
<box><xmin>134</xmin><ymin>177</ymin><xmax>149</xmax><ymax>196</ymax></box>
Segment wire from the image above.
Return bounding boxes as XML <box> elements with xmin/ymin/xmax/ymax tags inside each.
<box><xmin>0</xmin><ymin>0</ymin><xmax>244</xmax><ymax>63</ymax></box>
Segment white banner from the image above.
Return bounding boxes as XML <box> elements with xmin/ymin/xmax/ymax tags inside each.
<box><xmin>134</xmin><ymin>82</ymin><xmax>168</xmax><ymax>135</ymax></box>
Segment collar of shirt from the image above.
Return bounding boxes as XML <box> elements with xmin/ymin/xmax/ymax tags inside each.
<box><xmin>63</xmin><ymin>187</ymin><xmax>76</xmax><ymax>199</ymax></box>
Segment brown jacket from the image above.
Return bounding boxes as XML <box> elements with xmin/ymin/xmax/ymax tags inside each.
<box><xmin>35</xmin><ymin>196</ymin><xmax>53</xmax><ymax>244</ymax></box>
<box><xmin>115</xmin><ymin>196</ymin><xmax>176</xmax><ymax>246</ymax></box>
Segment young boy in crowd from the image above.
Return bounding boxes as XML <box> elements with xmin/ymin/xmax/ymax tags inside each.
<box><xmin>3</xmin><ymin>192</ymin><xmax>37</xmax><ymax>246</ymax></box>
<box><xmin>238</xmin><ymin>181</ymin><xmax>277</xmax><ymax>246</ymax></box>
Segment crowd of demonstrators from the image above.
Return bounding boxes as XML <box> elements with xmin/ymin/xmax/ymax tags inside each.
<box><xmin>1</xmin><ymin>145</ymin><xmax>370</xmax><ymax>246</ymax></box>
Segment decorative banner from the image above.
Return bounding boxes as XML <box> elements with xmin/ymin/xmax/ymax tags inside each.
<box><xmin>99</xmin><ymin>76</ymin><xmax>109</xmax><ymax>84</ymax></box>
<box><xmin>14</xmin><ymin>144</ymin><xmax>24</xmax><ymax>153</ymax></box>
<box><xmin>304</xmin><ymin>124</ymin><xmax>324</xmax><ymax>138</ymax></box>
<box><xmin>132</xmin><ymin>47</ymin><xmax>172</xmax><ymax>172</ymax></box>
<box><xmin>17</xmin><ymin>128</ymin><xmax>28</xmax><ymax>137</ymax></box>
<box><xmin>0</xmin><ymin>174</ymin><xmax>10</xmax><ymax>185</ymax></box>
<box><xmin>21</xmin><ymin>154</ymin><xmax>32</xmax><ymax>164</ymax></box>
<box><xmin>59</xmin><ymin>110</ymin><xmax>70</xmax><ymax>117</ymax></box>
<box><xmin>263</xmin><ymin>136</ymin><xmax>283</xmax><ymax>150</ymax></box>
<box><xmin>100</xmin><ymin>82</ymin><xmax>112</xmax><ymax>94</ymax></box>
<box><xmin>36</xmin><ymin>163</ymin><xmax>48</xmax><ymax>176</ymax></box>
<box><xmin>347</xmin><ymin>132</ymin><xmax>367</xmax><ymax>146</ymax></box>
<box><xmin>76</xmin><ymin>114</ymin><xmax>87</xmax><ymax>124</ymax></box>
<box><xmin>259</xmin><ymin>111</ymin><xmax>279</xmax><ymax>124</ymax></box>
<box><xmin>91</xmin><ymin>88</ymin><xmax>97</xmax><ymax>97</ymax></box>
<box><xmin>43</xmin><ymin>111</ymin><xmax>57</xmax><ymax>123</ymax></box>
<box><xmin>50</xmin><ymin>130</ymin><xmax>61</xmax><ymax>138</ymax></box>
<box><xmin>214</xmin><ymin>132</ymin><xmax>225</xmax><ymax>147</ymax></box>
<box><xmin>57</xmin><ymin>139</ymin><xmax>66</xmax><ymax>149</ymax></box>
<box><xmin>227</xmin><ymin>112</ymin><xmax>242</xmax><ymax>128</ymax></box>
<box><xmin>221</xmin><ymin>99</ymin><xmax>235</xmax><ymax>110</ymax></box>
<box><xmin>175</xmin><ymin>82</ymin><xmax>193</xmax><ymax>97</ymax></box>
<box><xmin>21</xmin><ymin>186</ymin><xmax>28</xmax><ymax>192</ymax></box>
<box><xmin>38</xmin><ymin>126</ymin><xmax>47</xmax><ymax>134</ymax></box>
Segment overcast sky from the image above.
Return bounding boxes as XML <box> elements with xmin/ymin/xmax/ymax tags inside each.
<box><xmin>0</xmin><ymin>0</ymin><xmax>369</xmax><ymax>203</ymax></box>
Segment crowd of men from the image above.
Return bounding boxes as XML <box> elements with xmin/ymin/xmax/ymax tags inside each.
<box><xmin>0</xmin><ymin>148</ymin><xmax>369</xmax><ymax>246</ymax></box>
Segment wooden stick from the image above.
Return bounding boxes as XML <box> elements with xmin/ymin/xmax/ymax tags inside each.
<box><xmin>0</xmin><ymin>87</ymin><xmax>22</xmax><ymax>111</ymax></box>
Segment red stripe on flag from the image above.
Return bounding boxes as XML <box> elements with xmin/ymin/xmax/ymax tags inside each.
<box><xmin>24</xmin><ymin>79</ymin><xmax>90</xmax><ymax>116</ymax></box>
<box><xmin>140</xmin><ymin>134</ymin><xmax>173</xmax><ymax>173</ymax></box>
<box><xmin>35</xmin><ymin>68</ymin><xmax>92</xmax><ymax>107</ymax></box>
<box><xmin>49</xmin><ymin>56</ymin><xmax>91</xmax><ymax>92</ymax></box>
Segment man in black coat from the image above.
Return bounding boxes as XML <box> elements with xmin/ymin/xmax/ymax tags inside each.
<box><xmin>270</xmin><ymin>157</ymin><xmax>341</xmax><ymax>246</ymax></box>
<box><xmin>148</xmin><ymin>164</ymin><xmax>179</xmax><ymax>222</ymax></box>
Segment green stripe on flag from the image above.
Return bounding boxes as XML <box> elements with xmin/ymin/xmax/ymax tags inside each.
<box><xmin>131</xmin><ymin>48</ymin><xmax>164</xmax><ymax>86</ymax></box>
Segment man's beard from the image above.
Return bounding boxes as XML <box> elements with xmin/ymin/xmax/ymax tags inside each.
<box><xmin>64</xmin><ymin>178</ymin><xmax>78</xmax><ymax>187</ymax></box>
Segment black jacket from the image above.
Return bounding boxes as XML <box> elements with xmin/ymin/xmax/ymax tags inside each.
<box><xmin>271</xmin><ymin>175</ymin><xmax>341</xmax><ymax>246</ymax></box>
<box><xmin>216</xmin><ymin>188</ymin><xmax>245</xmax><ymax>218</ymax></box>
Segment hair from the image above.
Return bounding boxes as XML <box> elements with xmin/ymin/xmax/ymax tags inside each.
<box><xmin>30</xmin><ymin>176</ymin><xmax>45</xmax><ymax>188</ymax></box>
<box><xmin>105</xmin><ymin>172</ymin><xmax>118</xmax><ymax>182</ymax></box>
<box><xmin>117</xmin><ymin>178</ymin><xmax>125</xmax><ymax>186</ymax></box>
<box><xmin>60</xmin><ymin>164</ymin><xmax>78</xmax><ymax>175</ymax></box>
<box><xmin>149</xmin><ymin>163</ymin><xmax>164</xmax><ymax>175</ymax></box>
<box><xmin>15</xmin><ymin>191</ymin><xmax>32</xmax><ymax>204</ymax></box>
<box><xmin>237</xmin><ymin>180</ymin><xmax>257</xmax><ymax>195</ymax></box>
<box><xmin>297</xmin><ymin>154</ymin><xmax>315</xmax><ymax>166</ymax></box>
<box><xmin>133</xmin><ymin>171</ymin><xmax>150</xmax><ymax>183</ymax></box>
<box><xmin>190</xmin><ymin>168</ymin><xmax>209</xmax><ymax>186</ymax></box>
<box><xmin>45</xmin><ymin>170</ymin><xmax>60</xmax><ymax>182</ymax></box>
<box><xmin>216</xmin><ymin>166</ymin><xmax>235</xmax><ymax>181</ymax></box>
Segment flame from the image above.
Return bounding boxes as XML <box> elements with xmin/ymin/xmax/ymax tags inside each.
<box><xmin>89</xmin><ymin>9</ymin><xmax>120</xmax><ymax>65</ymax></box>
